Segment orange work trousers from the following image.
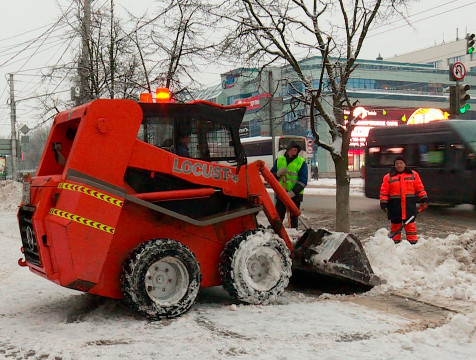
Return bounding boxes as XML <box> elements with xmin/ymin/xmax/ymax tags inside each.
<box><xmin>390</xmin><ymin>222</ymin><xmax>417</xmax><ymax>244</ymax></box>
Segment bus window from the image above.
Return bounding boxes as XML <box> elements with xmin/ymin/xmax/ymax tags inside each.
<box><xmin>241</xmin><ymin>135</ymin><xmax>308</xmax><ymax>169</ymax></box>
<box><xmin>419</xmin><ymin>143</ymin><xmax>445</xmax><ymax>167</ymax></box>
<box><xmin>448</xmin><ymin>143</ymin><xmax>465</xmax><ymax>170</ymax></box>
<box><xmin>465</xmin><ymin>150</ymin><xmax>476</xmax><ymax>170</ymax></box>
<box><xmin>278</xmin><ymin>137</ymin><xmax>306</xmax><ymax>152</ymax></box>
<box><xmin>403</xmin><ymin>144</ymin><xmax>419</xmax><ymax>166</ymax></box>
<box><xmin>380</xmin><ymin>147</ymin><xmax>404</xmax><ymax>166</ymax></box>
<box><xmin>367</xmin><ymin>147</ymin><xmax>380</xmax><ymax>167</ymax></box>
<box><xmin>242</xmin><ymin>141</ymin><xmax>272</xmax><ymax>157</ymax></box>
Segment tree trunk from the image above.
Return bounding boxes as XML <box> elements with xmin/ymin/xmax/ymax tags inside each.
<box><xmin>334</xmin><ymin>156</ymin><xmax>350</xmax><ymax>232</ymax></box>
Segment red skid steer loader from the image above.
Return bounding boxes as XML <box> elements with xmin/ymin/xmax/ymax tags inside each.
<box><xmin>17</xmin><ymin>89</ymin><xmax>379</xmax><ymax>319</ymax></box>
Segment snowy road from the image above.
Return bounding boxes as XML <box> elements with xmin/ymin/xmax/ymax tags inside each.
<box><xmin>1</xmin><ymin>181</ymin><xmax>476</xmax><ymax>359</ymax></box>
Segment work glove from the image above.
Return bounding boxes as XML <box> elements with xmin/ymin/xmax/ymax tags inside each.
<box><xmin>380</xmin><ymin>202</ymin><xmax>388</xmax><ymax>212</ymax></box>
<box><xmin>287</xmin><ymin>190</ymin><xmax>295</xmax><ymax>199</ymax></box>
<box><xmin>276</xmin><ymin>168</ymin><xmax>287</xmax><ymax>177</ymax></box>
<box><xmin>419</xmin><ymin>198</ymin><xmax>429</xmax><ymax>210</ymax></box>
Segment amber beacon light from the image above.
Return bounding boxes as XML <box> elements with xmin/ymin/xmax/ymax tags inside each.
<box><xmin>156</xmin><ymin>87</ymin><xmax>172</xmax><ymax>103</ymax></box>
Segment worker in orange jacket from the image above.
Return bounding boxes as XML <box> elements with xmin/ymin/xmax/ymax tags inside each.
<box><xmin>380</xmin><ymin>156</ymin><xmax>428</xmax><ymax>244</ymax></box>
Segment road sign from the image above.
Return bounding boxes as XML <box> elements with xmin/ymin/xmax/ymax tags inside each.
<box><xmin>451</xmin><ymin>62</ymin><xmax>466</xmax><ymax>81</ymax></box>
<box><xmin>0</xmin><ymin>139</ymin><xmax>12</xmax><ymax>155</ymax></box>
<box><xmin>20</xmin><ymin>125</ymin><xmax>30</xmax><ymax>135</ymax></box>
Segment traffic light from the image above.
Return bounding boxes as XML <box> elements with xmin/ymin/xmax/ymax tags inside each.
<box><xmin>449</xmin><ymin>84</ymin><xmax>471</xmax><ymax>115</ymax></box>
<box><xmin>459</xmin><ymin>84</ymin><xmax>471</xmax><ymax>114</ymax></box>
<box><xmin>467</xmin><ymin>33</ymin><xmax>475</xmax><ymax>54</ymax></box>
<box><xmin>449</xmin><ymin>85</ymin><xmax>459</xmax><ymax>114</ymax></box>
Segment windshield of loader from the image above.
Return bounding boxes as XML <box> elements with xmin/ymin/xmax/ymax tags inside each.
<box><xmin>138</xmin><ymin>104</ymin><xmax>238</xmax><ymax>162</ymax></box>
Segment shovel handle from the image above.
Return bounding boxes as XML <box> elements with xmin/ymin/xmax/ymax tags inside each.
<box><xmin>389</xmin><ymin>215</ymin><xmax>415</xmax><ymax>239</ymax></box>
<box><xmin>389</xmin><ymin>202</ymin><xmax>428</xmax><ymax>239</ymax></box>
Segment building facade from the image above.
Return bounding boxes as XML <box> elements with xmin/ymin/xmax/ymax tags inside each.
<box><xmin>387</xmin><ymin>36</ymin><xmax>476</xmax><ymax>71</ymax></box>
<box><xmin>199</xmin><ymin>56</ymin><xmax>476</xmax><ymax>176</ymax></box>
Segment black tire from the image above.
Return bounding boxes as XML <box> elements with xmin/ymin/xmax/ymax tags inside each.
<box><xmin>219</xmin><ymin>229</ymin><xmax>292</xmax><ymax>305</ymax></box>
<box><xmin>121</xmin><ymin>239</ymin><xmax>200</xmax><ymax>319</ymax></box>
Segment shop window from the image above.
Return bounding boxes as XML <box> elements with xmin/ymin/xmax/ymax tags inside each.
<box><xmin>285</xmin><ymin>81</ymin><xmax>304</xmax><ymax>95</ymax></box>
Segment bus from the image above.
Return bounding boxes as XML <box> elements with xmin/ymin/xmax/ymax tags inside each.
<box><xmin>241</xmin><ymin>135</ymin><xmax>309</xmax><ymax>170</ymax></box>
<box><xmin>364</xmin><ymin>120</ymin><xmax>476</xmax><ymax>206</ymax></box>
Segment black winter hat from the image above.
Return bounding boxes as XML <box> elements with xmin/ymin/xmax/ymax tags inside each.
<box><xmin>394</xmin><ymin>156</ymin><xmax>406</xmax><ymax>165</ymax></box>
<box><xmin>287</xmin><ymin>140</ymin><xmax>302</xmax><ymax>153</ymax></box>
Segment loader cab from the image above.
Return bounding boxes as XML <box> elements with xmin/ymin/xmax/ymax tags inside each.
<box><xmin>138</xmin><ymin>102</ymin><xmax>246</xmax><ymax>167</ymax></box>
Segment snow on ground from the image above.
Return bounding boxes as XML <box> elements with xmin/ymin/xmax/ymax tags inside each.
<box><xmin>269</xmin><ymin>177</ymin><xmax>365</xmax><ymax>197</ymax></box>
<box><xmin>1</xmin><ymin>180</ymin><xmax>476</xmax><ymax>359</ymax></box>
<box><xmin>0</xmin><ymin>180</ymin><xmax>22</xmax><ymax>212</ymax></box>
<box><xmin>364</xmin><ymin>229</ymin><xmax>476</xmax><ymax>304</ymax></box>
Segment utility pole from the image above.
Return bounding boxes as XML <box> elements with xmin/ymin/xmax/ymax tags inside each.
<box><xmin>268</xmin><ymin>70</ymin><xmax>276</xmax><ymax>164</ymax></box>
<box><xmin>78</xmin><ymin>0</ymin><xmax>92</xmax><ymax>105</ymax></box>
<box><xmin>9</xmin><ymin>74</ymin><xmax>18</xmax><ymax>180</ymax></box>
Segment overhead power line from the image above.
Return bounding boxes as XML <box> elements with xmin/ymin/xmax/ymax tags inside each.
<box><xmin>0</xmin><ymin>2</ymin><xmax>75</xmax><ymax>68</ymax></box>
<box><xmin>367</xmin><ymin>1</ymin><xmax>476</xmax><ymax>39</ymax></box>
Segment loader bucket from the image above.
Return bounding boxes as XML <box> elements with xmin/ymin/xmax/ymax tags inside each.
<box><xmin>292</xmin><ymin>229</ymin><xmax>381</xmax><ymax>287</ymax></box>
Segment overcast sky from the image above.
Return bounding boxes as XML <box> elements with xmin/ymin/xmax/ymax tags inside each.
<box><xmin>1</xmin><ymin>0</ymin><xmax>475</xmax><ymax>137</ymax></box>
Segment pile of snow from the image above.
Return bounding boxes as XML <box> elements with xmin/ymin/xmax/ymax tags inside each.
<box><xmin>364</xmin><ymin>228</ymin><xmax>476</xmax><ymax>305</ymax></box>
<box><xmin>0</xmin><ymin>180</ymin><xmax>21</xmax><ymax>211</ymax></box>
<box><xmin>423</xmin><ymin>312</ymin><xmax>476</xmax><ymax>345</ymax></box>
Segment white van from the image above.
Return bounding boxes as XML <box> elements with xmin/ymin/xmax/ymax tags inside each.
<box><xmin>241</xmin><ymin>135</ymin><xmax>309</xmax><ymax>169</ymax></box>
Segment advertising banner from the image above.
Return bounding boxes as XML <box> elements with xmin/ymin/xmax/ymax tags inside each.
<box><xmin>0</xmin><ymin>156</ymin><xmax>6</xmax><ymax>180</ymax></box>
<box><xmin>344</xmin><ymin>107</ymin><xmax>417</xmax><ymax>148</ymax></box>
<box><xmin>235</xmin><ymin>93</ymin><xmax>271</xmax><ymax>111</ymax></box>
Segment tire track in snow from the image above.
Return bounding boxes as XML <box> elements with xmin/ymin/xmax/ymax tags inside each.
<box><xmin>194</xmin><ymin>314</ymin><xmax>254</xmax><ymax>340</ymax></box>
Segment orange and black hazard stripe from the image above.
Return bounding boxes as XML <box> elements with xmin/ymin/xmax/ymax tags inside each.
<box><xmin>58</xmin><ymin>182</ymin><xmax>123</xmax><ymax>207</ymax></box>
<box><xmin>49</xmin><ymin>208</ymin><xmax>116</xmax><ymax>234</ymax></box>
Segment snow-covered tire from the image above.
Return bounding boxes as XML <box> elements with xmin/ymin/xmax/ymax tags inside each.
<box><xmin>219</xmin><ymin>229</ymin><xmax>292</xmax><ymax>304</ymax></box>
<box><xmin>121</xmin><ymin>239</ymin><xmax>200</xmax><ymax>319</ymax></box>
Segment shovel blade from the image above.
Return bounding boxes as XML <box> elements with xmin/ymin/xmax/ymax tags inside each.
<box><xmin>293</xmin><ymin>229</ymin><xmax>381</xmax><ymax>287</ymax></box>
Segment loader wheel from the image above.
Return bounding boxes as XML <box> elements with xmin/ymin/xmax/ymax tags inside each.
<box><xmin>121</xmin><ymin>239</ymin><xmax>200</xmax><ymax>320</ymax></box>
<box><xmin>219</xmin><ymin>229</ymin><xmax>292</xmax><ymax>305</ymax></box>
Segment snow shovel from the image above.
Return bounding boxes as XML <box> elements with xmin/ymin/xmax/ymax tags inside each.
<box><xmin>280</xmin><ymin>175</ymin><xmax>292</xmax><ymax>228</ymax></box>
<box><xmin>292</xmin><ymin>218</ymin><xmax>381</xmax><ymax>287</ymax></box>
<box><xmin>389</xmin><ymin>203</ymin><xmax>428</xmax><ymax>240</ymax></box>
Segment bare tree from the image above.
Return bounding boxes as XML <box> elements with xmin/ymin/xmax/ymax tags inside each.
<box><xmin>36</xmin><ymin>0</ymin><xmax>148</xmax><ymax>121</ymax></box>
<box><xmin>79</xmin><ymin>1</ymin><xmax>146</xmax><ymax>101</ymax></box>
<box><xmin>126</xmin><ymin>0</ymin><xmax>221</xmax><ymax>100</ymax></box>
<box><xmin>218</xmin><ymin>0</ymin><xmax>406</xmax><ymax>232</ymax></box>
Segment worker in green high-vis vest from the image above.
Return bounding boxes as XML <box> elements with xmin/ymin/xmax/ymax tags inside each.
<box><xmin>270</xmin><ymin>141</ymin><xmax>308</xmax><ymax>228</ymax></box>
